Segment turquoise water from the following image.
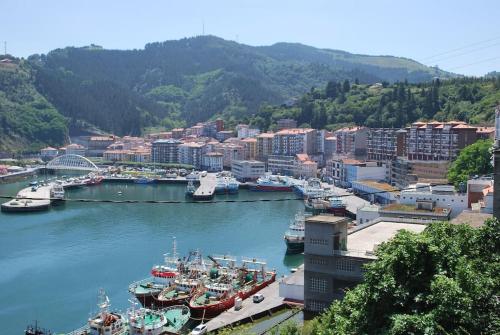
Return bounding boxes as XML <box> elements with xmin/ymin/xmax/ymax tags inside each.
<box><xmin>0</xmin><ymin>176</ymin><xmax>304</xmax><ymax>334</ymax></box>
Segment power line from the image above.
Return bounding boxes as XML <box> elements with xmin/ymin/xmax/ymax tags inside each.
<box><xmin>420</xmin><ymin>35</ymin><xmax>500</xmax><ymax>62</ymax></box>
<box><xmin>424</xmin><ymin>41</ymin><xmax>500</xmax><ymax>64</ymax></box>
<box><xmin>446</xmin><ymin>55</ymin><xmax>500</xmax><ymax>71</ymax></box>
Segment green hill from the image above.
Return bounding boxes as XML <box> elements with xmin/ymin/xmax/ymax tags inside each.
<box><xmin>0</xmin><ymin>57</ymin><xmax>67</xmax><ymax>154</ymax></box>
<box><xmin>246</xmin><ymin>76</ymin><xmax>500</xmax><ymax>131</ymax></box>
<box><xmin>28</xmin><ymin>35</ymin><xmax>455</xmax><ymax>136</ymax></box>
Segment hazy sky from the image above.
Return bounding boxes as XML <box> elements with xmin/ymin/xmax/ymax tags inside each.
<box><xmin>3</xmin><ymin>0</ymin><xmax>499</xmax><ymax>76</ymax></box>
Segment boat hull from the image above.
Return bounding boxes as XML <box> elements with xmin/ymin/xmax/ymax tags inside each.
<box><xmin>285</xmin><ymin>240</ymin><xmax>304</xmax><ymax>254</ymax></box>
<box><xmin>249</xmin><ymin>185</ymin><xmax>293</xmax><ymax>192</ymax></box>
<box><xmin>189</xmin><ymin>294</ymin><xmax>237</xmax><ymax>319</ymax></box>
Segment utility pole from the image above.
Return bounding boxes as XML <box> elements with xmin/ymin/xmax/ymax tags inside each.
<box><xmin>3</xmin><ymin>41</ymin><xmax>6</xmax><ymax>56</ymax></box>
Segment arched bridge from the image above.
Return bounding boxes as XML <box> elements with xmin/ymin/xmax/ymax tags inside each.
<box><xmin>46</xmin><ymin>154</ymin><xmax>99</xmax><ymax>171</ymax></box>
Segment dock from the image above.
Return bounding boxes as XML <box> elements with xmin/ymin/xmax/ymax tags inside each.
<box><xmin>205</xmin><ymin>280</ymin><xmax>285</xmax><ymax>332</ymax></box>
<box><xmin>1</xmin><ymin>185</ymin><xmax>52</xmax><ymax>212</ymax></box>
<box><xmin>193</xmin><ymin>173</ymin><xmax>216</xmax><ymax>200</ymax></box>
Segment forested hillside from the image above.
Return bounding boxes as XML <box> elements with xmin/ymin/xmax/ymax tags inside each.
<box><xmin>246</xmin><ymin>76</ymin><xmax>500</xmax><ymax>131</ymax></box>
<box><xmin>27</xmin><ymin>35</ymin><xmax>454</xmax><ymax>135</ymax></box>
<box><xmin>0</xmin><ymin>58</ymin><xmax>67</xmax><ymax>153</ymax></box>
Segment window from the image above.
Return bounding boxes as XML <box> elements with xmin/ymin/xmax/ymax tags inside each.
<box><xmin>335</xmin><ymin>258</ymin><xmax>354</xmax><ymax>272</ymax></box>
<box><xmin>309</xmin><ymin>257</ymin><xmax>328</xmax><ymax>265</ymax></box>
<box><xmin>310</xmin><ymin>277</ymin><xmax>327</xmax><ymax>293</ymax></box>
<box><xmin>309</xmin><ymin>238</ymin><xmax>328</xmax><ymax>245</ymax></box>
<box><xmin>307</xmin><ymin>300</ymin><xmax>327</xmax><ymax>312</ymax></box>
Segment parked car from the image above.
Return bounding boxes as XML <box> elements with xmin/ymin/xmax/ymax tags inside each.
<box><xmin>190</xmin><ymin>323</ymin><xmax>208</xmax><ymax>335</ymax></box>
<box><xmin>253</xmin><ymin>293</ymin><xmax>264</xmax><ymax>303</ymax></box>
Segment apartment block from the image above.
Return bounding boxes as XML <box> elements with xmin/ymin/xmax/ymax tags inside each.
<box><xmin>231</xmin><ymin>160</ymin><xmax>266</xmax><ymax>181</ymax></box>
<box><xmin>273</xmin><ymin>128</ymin><xmax>316</xmax><ymax>156</ymax></box>
<box><xmin>256</xmin><ymin>133</ymin><xmax>275</xmax><ymax>162</ymax></box>
<box><xmin>151</xmin><ymin>139</ymin><xmax>181</xmax><ymax>164</ymax></box>
<box><xmin>407</xmin><ymin>121</ymin><xmax>477</xmax><ymax>161</ymax></box>
<box><xmin>178</xmin><ymin>142</ymin><xmax>205</xmax><ymax>169</ymax></box>
<box><xmin>334</xmin><ymin>126</ymin><xmax>368</xmax><ymax>158</ymax></box>
<box><xmin>276</xmin><ymin>118</ymin><xmax>297</xmax><ymax>130</ymax></box>
<box><xmin>367</xmin><ymin>128</ymin><xmax>407</xmax><ymax>161</ymax></box>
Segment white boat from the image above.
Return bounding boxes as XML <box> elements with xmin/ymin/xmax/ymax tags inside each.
<box><xmin>50</xmin><ymin>184</ymin><xmax>65</xmax><ymax>201</ymax></box>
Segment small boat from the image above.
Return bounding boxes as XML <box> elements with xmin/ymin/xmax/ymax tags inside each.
<box><xmin>185</xmin><ymin>181</ymin><xmax>196</xmax><ymax>197</ymax></box>
<box><xmin>25</xmin><ymin>321</ymin><xmax>51</xmax><ymax>335</ymax></box>
<box><xmin>284</xmin><ymin>213</ymin><xmax>308</xmax><ymax>254</ymax></box>
<box><xmin>128</xmin><ymin>304</ymin><xmax>190</xmax><ymax>335</ymax></box>
<box><xmin>304</xmin><ymin>196</ymin><xmax>347</xmax><ymax>216</ymax></box>
<box><xmin>117</xmin><ymin>191</ymin><xmax>123</xmax><ymax>195</ymax></box>
<box><xmin>67</xmin><ymin>288</ymin><xmax>128</xmax><ymax>335</ymax></box>
<box><xmin>29</xmin><ymin>181</ymin><xmax>38</xmax><ymax>187</ymax></box>
<box><xmin>134</xmin><ymin>177</ymin><xmax>155</xmax><ymax>184</ymax></box>
<box><xmin>214</xmin><ymin>177</ymin><xmax>239</xmax><ymax>194</ymax></box>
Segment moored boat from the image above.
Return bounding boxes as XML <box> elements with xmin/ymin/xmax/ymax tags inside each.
<box><xmin>129</xmin><ymin>239</ymin><xmax>181</xmax><ymax>308</ymax></box>
<box><xmin>249</xmin><ymin>175</ymin><xmax>293</xmax><ymax>192</ymax></box>
<box><xmin>128</xmin><ymin>303</ymin><xmax>190</xmax><ymax>335</ymax></box>
<box><xmin>185</xmin><ymin>181</ymin><xmax>196</xmax><ymax>197</ymax></box>
<box><xmin>50</xmin><ymin>184</ymin><xmax>65</xmax><ymax>203</ymax></box>
<box><xmin>134</xmin><ymin>177</ymin><xmax>155</xmax><ymax>184</ymax></box>
<box><xmin>86</xmin><ymin>173</ymin><xmax>103</xmax><ymax>186</ymax></box>
<box><xmin>67</xmin><ymin>288</ymin><xmax>128</xmax><ymax>335</ymax></box>
<box><xmin>284</xmin><ymin>213</ymin><xmax>307</xmax><ymax>254</ymax></box>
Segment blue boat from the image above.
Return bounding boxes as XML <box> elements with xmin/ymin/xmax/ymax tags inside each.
<box><xmin>134</xmin><ymin>177</ymin><xmax>155</xmax><ymax>184</ymax></box>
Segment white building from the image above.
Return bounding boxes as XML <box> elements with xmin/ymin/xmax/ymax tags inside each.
<box><xmin>278</xmin><ymin>265</ymin><xmax>304</xmax><ymax>303</ymax></box>
<box><xmin>64</xmin><ymin>143</ymin><xmax>86</xmax><ymax>156</ymax></box>
<box><xmin>351</xmin><ymin>180</ymin><xmax>398</xmax><ymax>204</ymax></box>
<box><xmin>356</xmin><ymin>204</ymin><xmax>380</xmax><ymax>226</ymax></box>
<box><xmin>202</xmin><ymin>152</ymin><xmax>223</xmax><ymax>172</ymax></box>
<box><xmin>179</xmin><ymin>142</ymin><xmax>205</xmax><ymax>169</ymax></box>
<box><xmin>231</xmin><ymin>160</ymin><xmax>266</xmax><ymax>181</ymax></box>
<box><xmin>236</xmin><ymin>124</ymin><xmax>260</xmax><ymax>139</ymax></box>
<box><xmin>399</xmin><ymin>183</ymin><xmax>468</xmax><ymax>217</ymax></box>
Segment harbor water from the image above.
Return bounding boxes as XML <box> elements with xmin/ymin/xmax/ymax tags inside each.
<box><xmin>0</xmin><ymin>176</ymin><xmax>304</xmax><ymax>334</ymax></box>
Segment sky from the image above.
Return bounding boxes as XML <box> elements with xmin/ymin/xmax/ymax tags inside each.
<box><xmin>2</xmin><ymin>0</ymin><xmax>500</xmax><ymax>76</ymax></box>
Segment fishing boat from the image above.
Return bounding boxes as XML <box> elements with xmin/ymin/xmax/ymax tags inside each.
<box><xmin>189</xmin><ymin>256</ymin><xmax>275</xmax><ymax>319</ymax></box>
<box><xmin>185</xmin><ymin>181</ymin><xmax>196</xmax><ymax>197</ymax></box>
<box><xmin>154</xmin><ymin>250</ymin><xmax>208</xmax><ymax>308</ymax></box>
<box><xmin>236</xmin><ymin>258</ymin><xmax>276</xmax><ymax>300</ymax></box>
<box><xmin>25</xmin><ymin>321</ymin><xmax>52</xmax><ymax>335</ymax></box>
<box><xmin>128</xmin><ymin>303</ymin><xmax>190</xmax><ymax>335</ymax></box>
<box><xmin>129</xmin><ymin>239</ymin><xmax>181</xmax><ymax>308</ymax></box>
<box><xmin>304</xmin><ymin>196</ymin><xmax>347</xmax><ymax>216</ymax></box>
<box><xmin>214</xmin><ymin>177</ymin><xmax>239</xmax><ymax>194</ymax></box>
<box><xmin>249</xmin><ymin>175</ymin><xmax>293</xmax><ymax>192</ymax></box>
<box><xmin>67</xmin><ymin>289</ymin><xmax>128</xmax><ymax>335</ymax></box>
<box><xmin>284</xmin><ymin>213</ymin><xmax>308</xmax><ymax>254</ymax></box>
<box><xmin>134</xmin><ymin>177</ymin><xmax>155</xmax><ymax>184</ymax></box>
<box><xmin>294</xmin><ymin>178</ymin><xmax>332</xmax><ymax>199</ymax></box>
<box><xmin>29</xmin><ymin>180</ymin><xmax>38</xmax><ymax>187</ymax></box>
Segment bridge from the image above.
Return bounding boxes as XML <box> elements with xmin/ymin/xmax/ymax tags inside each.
<box><xmin>46</xmin><ymin>154</ymin><xmax>99</xmax><ymax>171</ymax></box>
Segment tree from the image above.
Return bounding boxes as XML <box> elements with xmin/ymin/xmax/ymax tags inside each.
<box><xmin>311</xmin><ymin>219</ymin><xmax>500</xmax><ymax>335</ymax></box>
<box><xmin>448</xmin><ymin>139</ymin><xmax>493</xmax><ymax>187</ymax></box>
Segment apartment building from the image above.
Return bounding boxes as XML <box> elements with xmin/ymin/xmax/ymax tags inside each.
<box><xmin>256</xmin><ymin>133</ymin><xmax>275</xmax><ymax>162</ymax></box>
<box><xmin>178</xmin><ymin>142</ymin><xmax>205</xmax><ymax>169</ymax></box>
<box><xmin>326</xmin><ymin>158</ymin><xmax>386</xmax><ymax>188</ymax></box>
<box><xmin>151</xmin><ymin>139</ymin><xmax>181</xmax><ymax>164</ymax></box>
<box><xmin>407</xmin><ymin>121</ymin><xmax>477</xmax><ymax>161</ymax></box>
<box><xmin>273</xmin><ymin>128</ymin><xmax>316</xmax><ymax>156</ymax></box>
<box><xmin>367</xmin><ymin>128</ymin><xmax>407</xmax><ymax>161</ymax></box>
<box><xmin>212</xmin><ymin>142</ymin><xmax>244</xmax><ymax>168</ymax></box>
<box><xmin>241</xmin><ymin>137</ymin><xmax>258</xmax><ymax>160</ymax></box>
<box><xmin>334</xmin><ymin>126</ymin><xmax>368</xmax><ymax>158</ymax></box>
<box><xmin>202</xmin><ymin>152</ymin><xmax>223</xmax><ymax>172</ymax></box>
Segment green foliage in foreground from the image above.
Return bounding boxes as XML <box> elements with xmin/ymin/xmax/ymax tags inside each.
<box><xmin>448</xmin><ymin>139</ymin><xmax>494</xmax><ymax>188</ymax></box>
<box><xmin>310</xmin><ymin>220</ymin><xmax>500</xmax><ymax>335</ymax></box>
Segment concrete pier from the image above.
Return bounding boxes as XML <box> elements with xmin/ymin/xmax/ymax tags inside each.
<box><xmin>193</xmin><ymin>173</ymin><xmax>216</xmax><ymax>200</ymax></box>
<box><xmin>1</xmin><ymin>185</ymin><xmax>52</xmax><ymax>212</ymax></box>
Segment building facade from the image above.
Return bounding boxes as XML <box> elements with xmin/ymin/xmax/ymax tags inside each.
<box><xmin>367</xmin><ymin>128</ymin><xmax>407</xmax><ymax>161</ymax></box>
<box><xmin>231</xmin><ymin>160</ymin><xmax>266</xmax><ymax>181</ymax></box>
<box><xmin>202</xmin><ymin>152</ymin><xmax>223</xmax><ymax>172</ymax></box>
<box><xmin>152</xmin><ymin>139</ymin><xmax>181</xmax><ymax>164</ymax></box>
<box><xmin>178</xmin><ymin>142</ymin><xmax>205</xmax><ymax>169</ymax></box>
<box><xmin>273</xmin><ymin>128</ymin><xmax>316</xmax><ymax>156</ymax></box>
<box><xmin>334</xmin><ymin>127</ymin><xmax>368</xmax><ymax>158</ymax></box>
<box><xmin>277</xmin><ymin>118</ymin><xmax>297</xmax><ymax>130</ymax></box>
<box><xmin>257</xmin><ymin>133</ymin><xmax>275</xmax><ymax>162</ymax></box>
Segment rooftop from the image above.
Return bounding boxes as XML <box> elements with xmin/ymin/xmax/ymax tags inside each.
<box><xmin>306</xmin><ymin>214</ymin><xmax>351</xmax><ymax>225</ymax></box>
<box><xmin>335</xmin><ymin>126</ymin><xmax>365</xmax><ymax>132</ymax></box>
<box><xmin>276</xmin><ymin>128</ymin><xmax>314</xmax><ymax>135</ymax></box>
<box><xmin>451</xmin><ymin>211</ymin><xmax>491</xmax><ymax>228</ymax></box>
<box><xmin>356</xmin><ymin>180</ymin><xmax>397</xmax><ymax>192</ymax></box>
<box><xmin>257</xmin><ymin>132</ymin><xmax>275</xmax><ymax>138</ymax></box>
<box><xmin>348</xmin><ymin>221</ymin><xmax>426</xmax><ymax>253</ymax></box>
<box><xmin>381</xmin><ymin>203</ymin><xmax>449</xmax><ymax>214</ymax></box>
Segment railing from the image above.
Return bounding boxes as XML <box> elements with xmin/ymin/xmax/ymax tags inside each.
<box><xmin>66</xmin><ymin>324</ymin><xmax>90</xmax><ymax>335</ymax></box>
<box><xmin>128</xmin><ymin>276</ymin><xmax>154</xmax><ymax>291</ymax></box>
